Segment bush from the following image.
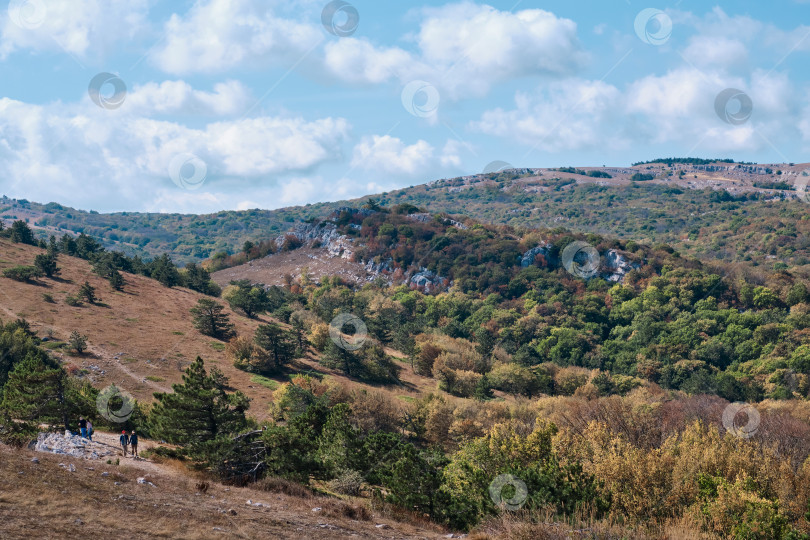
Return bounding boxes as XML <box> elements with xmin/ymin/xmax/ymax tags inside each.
<box><xmin>256</xmin><ymin>476</ymin><xmax>313</xmax><ymax>498</ymax></box>
<box><xmin>3</xmin><ymin>265</ymin><xmax>42</xmax><ymax>282</ymax></box>
<box><xmin>555</xmin><ymin>367</ymin><xmax>590</xmax><ymax>396</ymax></box>
<box><xmin>488</xmin><ymin>362</ymin><xmax>541</xmax><ymax>396</ymax></box>
<box><xmin>65</xmin><ymin>295</ymin><xmax>82</xmax><ymax>307</ymax></box>
<box><xmin>327</xmin><ymin>469</ymin><xmax>364</xmax><ymax>496</ymax></box>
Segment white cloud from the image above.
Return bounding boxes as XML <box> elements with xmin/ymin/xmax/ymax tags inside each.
<box><xmin>125</xmin><ymin>80</ymin><xmax>251</xmax><ymax>116</ymax></box>
<box><xmin>471</xmin><ymin>79</ymin><xmax>625</xmax><ymax>151</ymax></box>
<box><xmin>0</xmin><ymin>97</ymin><xmax>351</xmax><ymax>211</ymax></box>
<box><xmin>472</xmin><ymin>67</ymin><xmax>802</xmax><ymax>154</ymax></box>
<box><xmin>324</xmin><ymin>3</ymin><xmax>587</xmax><ymax>99</ymax></box>
<box><xmin>350</xmin><ymin>135</ymin><xmax>468</xmax><ymax>178</ymax></box>
<box><xmin>351</xmin><ymin>135</ymin><xmax>434</xmax><ymax>175</ymax></box>
<box><xmin>152</xmin><ymin>0</ymin><xmax>322</xmax><ymax>74</ymax></box>
<box><xmin>323</xmin><ymin>39</ymin><xmax>419</xmax><ymax>85</ymax></box>
<box><xmin>682</xmin><ymin>36</ymin><xmax>748</xmax><ymax>69</ymax></box>
<box><xmin>0</xmin><ymin>0</ymin><xmax>150</xmax><ymax>60</ymax></box>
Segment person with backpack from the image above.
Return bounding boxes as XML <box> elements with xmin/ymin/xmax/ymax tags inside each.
<box><xmin>119</xmin><ymin>430</ymin><xmax>129</xmax><ymax>457</ymax></box>
<box><xmin>129</xmin><ymin>430</ymin><xmax>139</xmax><ymax>458</ymax></box>
<box><xmin>78</xmin><ymin>417</ymin><xmax>87</xmax><ymax>439</ymax></box>
<box><xmin>86</xmin><ymin>420</ymin><xmax>94</xmax><ymax>441</ymax></box>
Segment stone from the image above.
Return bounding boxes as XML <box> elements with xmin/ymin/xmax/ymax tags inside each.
<box><xmin>375</xmin><ymin>524</ymin><xmax>391</xmax><ymax>529</ymax></box>
<box><xmin>35</xmin><ymin>432</ymin><xmax>116</xmax><ymax>460</ymax></box>
<box><xmin>30</xmin><ymin>457</ymin><xmax>39</xmax><ymax>463</ymax></box>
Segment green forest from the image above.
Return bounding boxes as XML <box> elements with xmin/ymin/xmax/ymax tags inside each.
<box><xmin>3</xmin><ymin>202</ymin><xmax>810</xmax><ymax>537</ymax></box>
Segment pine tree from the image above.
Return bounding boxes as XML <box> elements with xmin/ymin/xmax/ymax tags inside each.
<box><xmin>8</xmin><ymin>220</ymin><xmax>35</xmax><ymax>245</ymax></box>
<box><xmin>1</xmin><ymin>354</ymin><xmax>70</xmax><ymax>430</ymax></box>
<box><xmin>182</xmin><ymin>263</ymin><xmax>219</xmax><ymax>296</ymax></box>
<box><xmin>190</xmin><ymin>299</ymin><xmax>235</xmax><ymax>340</ymax></box>
<box><xmin>316</xmin><ymin>403</ymin><xmax>360</xmax><ymax>477</ymax></box>
<box><xmin>150</xmin><ymin>254</ymin><xmax>181</xmax><ymax>288</ymax></box>
<box><xmin>321</xmin><ymin>340</ymin><xmax>361</xmax><ymax>377</ymax></box>
<box><xmin>69</xmin><ymin>331</ymin><xmax>87</xmax><ymax>354</ymax></box>
<box><xmin>223</xmin><ymin>279</ymin><xmax>270</xmax><ymax>319</ymax></box>
<box><xmin>290</xmin><ymin>316</ymin><xmax>308</xmax><ymax>355</ymax></box>
<box><xmin>78</xmin><ymin>281</ymin><xmax>98</xmax><ymax>304</ymax></box>
<box><xmin>254</xmin><ymin>323</ymin><xmax>295</xmax><ymax>371</ymax></box>
<box><xmin>108</xmin><ymin>268</ymin><xmax>124</xmax><ymax>291</ymax></box>
<box><xmin>149</xmin><ymin>357</ymin><xmax>249</xmax><ymax>451</ymax></box>
<box><xmin>34</xmin><ymin>252</ymin><xmax>60</xmax><ymax>278</ymax></box>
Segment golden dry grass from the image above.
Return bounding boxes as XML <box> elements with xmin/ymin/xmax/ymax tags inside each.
<box><xmin>0</xmin><ymin>441</ymin><xmax>446</xmax><ymax>539</ymax></box>
<box><xmin>0</xmin><ymin>238</ymin><xmax>441</xmax><ymax>422</ymax></box>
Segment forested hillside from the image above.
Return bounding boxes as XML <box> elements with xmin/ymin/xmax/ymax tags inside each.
<box><xmin>4</xmin><ymin>160</ymin><xmax>810</xmax><ymax>272</ymax></box>
<box><xmin>4</xmin><ymin>200</ymin><xmax>810</xmax><ymax>538</ymax></box>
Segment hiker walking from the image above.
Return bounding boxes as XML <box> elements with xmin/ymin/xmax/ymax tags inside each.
<box><xmin>130</xmin><ymin>430</ymin><xmax>139</xmax><ymax>458</ymax></box>
<box><xmin>78</xmin><ymin>417</ymin><xmax>88</xmax><ymax>438</ymax></box>
<box><xmin>86</xmin><ymin>420</ymin><xmax>94</xmax><ymax>441</ymax></box>
<box><xmin>119</xmin><ymin>430</ymin><xmax>129</xmax><ymax>457</ymax></box>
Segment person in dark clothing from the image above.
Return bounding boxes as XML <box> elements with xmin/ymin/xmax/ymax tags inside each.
<box><xmin>78</xmin><ymin>417</ymin><xmax>88</xmax><ymax>438</ymax></box>
<box><xmin>129</xmin><ymin>430</ymin><xmax>139</xmax><ymax>458</ymax></box>
<box><xmin>119</xmin><ymin>430</ymin><xmax>129</xmax><ymax>457</ymax></box>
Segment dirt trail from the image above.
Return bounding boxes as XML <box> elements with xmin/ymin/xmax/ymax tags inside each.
<box><xmin>87</xmin><ymin>431</ymin><xmax>177</xmax><ymax>479</ymax></box>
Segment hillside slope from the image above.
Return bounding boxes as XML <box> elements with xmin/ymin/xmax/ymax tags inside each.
<box><xmin>0</xmin><ymin>438</ymin><xmax>446</xmax><ymax>539</ymax></box>
<box><xmin>0</xmin><ymin>238</ymin><xmax>439</xmax><ymax>420</ymax></box>
<box><xmin>4</xmin><ymin>159</ymin><xmax>810</xmax><ymax>268</ymax></box>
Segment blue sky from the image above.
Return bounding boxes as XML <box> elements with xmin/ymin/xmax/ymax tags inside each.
<box><xmin>0</xmin><ymin>0</ymin><xmax>809</xmax><ymax>213</ymax></box>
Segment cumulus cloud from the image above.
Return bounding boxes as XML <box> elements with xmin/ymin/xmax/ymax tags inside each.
<box><xmin>471</xmin><ymin>79</ymin><xmax>625</xmax><ymax>152</ymax></box>
<box><xmin>0</xmin><ymin>97</ymin><xmax>350</xmax><ymax>211</ymax></box>
<box><xmin>149</xmin><ymin>1</ymin><xmax>587</xmax><ymax>99</ymax></box>
<box><xmin>151</xmin><ymin>0</ymin><xmax>322</xmax><ymax>74</ymax></box>
<box><xmin>682</xmin><ymin>36</ymin><xmax>748</xmax><ymax>69</ymax></box>
<box><xmin>472</xmin><ymin>67</ymin><xmax>803</xmax><ymax>154</ymax></box>
<box><xmin>0</xmin><ymin>0</ymin><xmax>150</xmax><ymax>60</ymax></box>
<box><xmin>125</xmin><ymin>80</ymin><xmax>252</xmax><ymax>116</ymax></box>
<box><xmin>324</xmin><ymin>3</ymin><xmax>587</xmax><ymax>98</ymax></box>
<box><xmin>350</xmin><ymin>135</ymin><xmax>468</xmax><ymax>178</ymax></box>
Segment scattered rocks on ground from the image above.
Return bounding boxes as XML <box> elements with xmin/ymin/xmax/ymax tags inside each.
<box><xmin>35</xmin><ymin>431</ymin><xmax>117</xmax><ymax>460</ymax></box>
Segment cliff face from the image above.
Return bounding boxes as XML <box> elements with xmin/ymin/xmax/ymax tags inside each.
<box><xmin>519</xmin><ymin>244</ymin><xmax>640</xmax><ymax>283</ymax></box>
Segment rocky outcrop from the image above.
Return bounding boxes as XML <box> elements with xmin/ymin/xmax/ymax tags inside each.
<box><xmin>276</xmin><ymin>222</ymin><xmax>354</xmax><ymax>260</ymax></box>
<box><xmin>34</xmin><ymin>431</ymin><xmax>118</xmax><ymax>460</ymax></box>
<box><xmin>409</xmin><ymin>268</ymin><xmax>448</xmax><ymax>292</ymax></box>
<box><xmin>520</xmin><ymin>244</ymin><xmax>640</xmax><ymax>282</ymax></box>
<box><xmin>601</xmin><ymin>249</ymin><xmax>641</xmax><ymax>282</ymax></box>
<box><xmin>520</xmin><ymin>243</ymin><xmax>556</xmax><ymax>267</ymax></box>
